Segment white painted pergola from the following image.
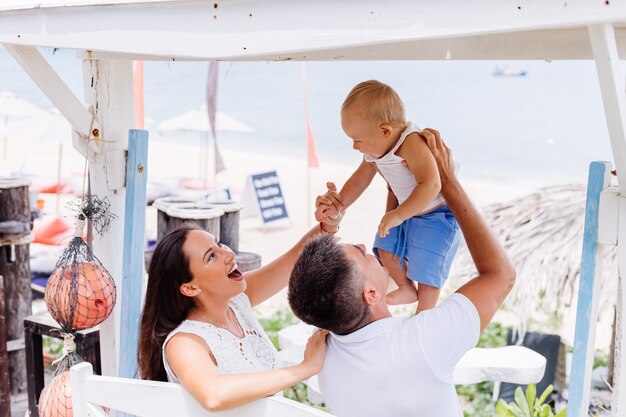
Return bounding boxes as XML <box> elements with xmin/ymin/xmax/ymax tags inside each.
<box><xmin>2</xmin><ymin>1</ymin><xmax>626</xmax><ymax>416</ymax></box>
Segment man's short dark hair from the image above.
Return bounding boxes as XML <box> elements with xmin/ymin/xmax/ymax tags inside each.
<box><xmin>288</xmin><ymin>234</ymin><xmax>371</xmax><ymax>334</ymax></box>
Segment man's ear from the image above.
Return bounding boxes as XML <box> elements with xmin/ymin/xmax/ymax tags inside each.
<box><xmin>180</xmin><ymin>283</ymin><xmax>199</xmax><ymax>297</ymax></box>
<box><xmin>363</xmin><ymin>285</ymin><xmax>382</xmax><ymax>306</ymax></box>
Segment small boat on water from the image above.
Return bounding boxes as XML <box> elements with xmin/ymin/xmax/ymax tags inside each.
<box><xmin>493</xmin><ymin>66</ymin><xmax>528</xmax><ymax>77</ymax></box>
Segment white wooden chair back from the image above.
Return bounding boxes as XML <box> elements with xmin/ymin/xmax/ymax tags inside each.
<box><xmin>70</xmin><ymin>362</ymin><xmax>333</xmax><ymax>417</ymax></box>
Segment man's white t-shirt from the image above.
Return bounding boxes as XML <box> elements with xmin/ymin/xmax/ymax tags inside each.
<box><xmin>318</xmin><ymin>293</ymin><xmax>480</xmax><ymax>417</ymax></box>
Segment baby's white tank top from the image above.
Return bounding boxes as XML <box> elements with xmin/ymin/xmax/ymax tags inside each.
<box><xmin>364</xmin><ymin>121</ymin><xmax>446</xmax><ymax>210</ymax></box>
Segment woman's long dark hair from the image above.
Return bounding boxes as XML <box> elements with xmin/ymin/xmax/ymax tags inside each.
<box><xmin>138</xmin><ymin>224</ymin><xmax>201</xmax><ymax>381</ymax></box>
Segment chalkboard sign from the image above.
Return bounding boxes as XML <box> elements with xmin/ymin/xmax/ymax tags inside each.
<box><xmin>242</xmin><ymin>170</ymin><xmax>289</xmax><ymax>223</ymax></box>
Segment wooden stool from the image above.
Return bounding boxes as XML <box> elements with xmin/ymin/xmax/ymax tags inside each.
<box><xmin>235</xmin><ymin>252</ymin><xmax>262</xmax><ymax>273</ymax></box>
<box><xmin>207</xmin><ymin>200</ymin><xmax>243</xmax><ymax>252</ymax></box>
<box><xmin>24</xmin><ymin>313</ymin><xmax>101</xmax><ymax>417</ymax></box>
<box><xmin>153</xmin><ymin>197</ymin><xmax>202</xmax><ymax>242</ymax></box>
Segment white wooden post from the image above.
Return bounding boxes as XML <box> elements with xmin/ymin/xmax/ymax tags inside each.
<box><xmin>81</xmin><ymin>59</ymin><xmax>135</xmax><ymax>376</ymax></box>
<box><xmin>588</xmin><ymin>23</ymin><xmax>626</xmax><ymax>416</ymax></box>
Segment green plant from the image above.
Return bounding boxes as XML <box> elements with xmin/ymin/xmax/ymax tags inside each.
<box><xmin>42</xmin><ymin>335</ymin><xmax>63</xmax><ymax>356</ymax></box>
<box><xmin>476</xmin><ymin>322</ymin><xmax>508</xmax><ymax>349</ymax></box>
<box><xmin>593</xmin><ymin>349</ymin><xmax>609</xmax><ymax>369</ymax></box>
<box><xmin>495</xmin><ymin>384</ymin><xmax>566</xmax><ymax>417</ymax></box>
<box><xmin>258</xmin><ymin>309</ymin><xmax>297</xmax><ymax>350</ymax></box>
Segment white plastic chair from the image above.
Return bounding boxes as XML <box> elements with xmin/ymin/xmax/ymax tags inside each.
<box><xmin>70</xmin><ymin>362</ymin><xmax>333</xmax><ymax>417</ymax></box>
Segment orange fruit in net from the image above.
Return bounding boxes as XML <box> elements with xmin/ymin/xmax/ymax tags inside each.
<box><xmin>45</xmin><ymin>262</ymin><xmax>116</xmax><ymax>330</ymax></box>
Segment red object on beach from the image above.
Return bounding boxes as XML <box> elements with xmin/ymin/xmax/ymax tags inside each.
<box><xmin>45</xmin><ymin>262</ymin><xmax>116</xmax><ymax>330</ymax></box>
<box><xmin>33</xmin><ymin>216</ymin><xmax>77</xmax><ymax>246</ymax></box>
<box><xmin>30</xmin><ymin>179</ymin><xmax>74</xmax><ymax>195</ymax></box>
<box><xmin>39</xmin><ymin>183</ymin><xmax>74</xmax><ymax>194</ymax></box>
<box><xmin>301</xmin><ymin>63</ymin><xmax>319</xmax><ymax>168</ymax></box>
<box><xmin>33</xmin><ymin>217</ymin><xmax>72</xmax><ymax>246</ymax></box>
<box><xmin>38</xmin><ymin>371</ymin><xmax>73</xmax><ymax>417</ymax></box>
<box><xmin>134</xmin><ymin>60</ymin><xmax>145</xmax><ymax>129</ymax></box>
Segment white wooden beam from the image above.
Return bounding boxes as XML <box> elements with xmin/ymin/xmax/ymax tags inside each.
<box><xmin>615</xmin><ymin>225</ymin><xmax>626</xmax><ymax>416</ymax></box>
<box><xmin>82</xmin><ymin>58</ymin><xmax>134</xmax><ymax>377</ymax></box>
<box><xmin>3</xmin><ymin>44</ymin><xmax>102</xmax><ymax>156</ymax></box>
<box><xmin>589</xmin><ymin>24</ymin><xmax>626</xmax><ymax>193</ymax></box>
<box><xmin>589</xmin><ymin>23</ymin><xmax>626</xmax><ymax>417</ymax></box>
<box><xmin>3</xmin><ymin>1</ymin><xmax>626</xmax><ymax>62</ymax></box>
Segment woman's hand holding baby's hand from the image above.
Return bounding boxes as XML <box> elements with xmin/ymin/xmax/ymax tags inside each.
<box><xmin>315</xmin><ymin>182</ymin><xmax>345</xmax><ymax>228</ymax></box>
<box><xmin>378</xmin><ymin>210</ymin><xmax>402</xmax><ymax>238</ymax></box>
<box><xmin>301</xmin><ymin>328</ymin><xmax>329</xmax><ymax>376</ymax></box>
<box><xmin>314</xmin><ymin>203</ymin><xmax>339</xmax><ymax>222</ymax></box>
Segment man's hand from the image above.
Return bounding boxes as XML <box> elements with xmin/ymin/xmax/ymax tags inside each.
<box><xmin>420</xmin><ymin>128</ymin><xmax>455</xmax><ymax>190</ymax></box>
<box><xmin>378</xmin><ymin>210</ymin><xmax>402</xmax><ymax>238</ymax></box>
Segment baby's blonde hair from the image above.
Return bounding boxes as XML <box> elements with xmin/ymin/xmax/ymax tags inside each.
<box><xmin>341</xmin><ymin>80</ymin><xmax>406</xmax><ymax>127</ymax></box>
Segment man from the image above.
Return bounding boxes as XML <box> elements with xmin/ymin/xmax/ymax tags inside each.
<box><xmin>288</xmin><ymin>129</ymin><xmax>516</xmax><ymax>417</ymax></box>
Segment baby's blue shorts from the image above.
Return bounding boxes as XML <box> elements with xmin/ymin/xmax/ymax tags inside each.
<box><xmin>373</xmin><ymin>204</ymin><xmax>461</xmax><ymax>289</ymax></box>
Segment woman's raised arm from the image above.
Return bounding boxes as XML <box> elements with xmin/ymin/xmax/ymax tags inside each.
<box><xmin>244</xmin><ymin>220</ymin><xmax>339</xmax><ymax>307</ymax></box>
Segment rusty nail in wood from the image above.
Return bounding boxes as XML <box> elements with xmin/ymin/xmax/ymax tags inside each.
<box><xmin>138</xmin><ymin>164</ymin><xmax>145</xmax><ymax>173</ymax></box>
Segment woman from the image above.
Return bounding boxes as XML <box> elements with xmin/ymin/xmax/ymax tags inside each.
<box><xmin>138</xmin><ymin>216</ymin><xmax>341</xmax><ymax>412</ymax></box>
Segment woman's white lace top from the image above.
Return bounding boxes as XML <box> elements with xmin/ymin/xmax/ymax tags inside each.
<box><xmin>163</xmin><ymin>293</ymin><xmax>278</xmax><ymax>382</ymax></box>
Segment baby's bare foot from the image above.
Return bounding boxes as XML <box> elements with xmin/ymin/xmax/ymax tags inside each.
<box><xmin>386</xmin><ymin>284</ymin><xmax>418</xmax><ymax>305</ymax></box>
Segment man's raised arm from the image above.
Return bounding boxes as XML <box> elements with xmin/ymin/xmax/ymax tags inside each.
<box><xmin>422</xmin><ymin>129</ymin><xmax>516</xmax><ymax>332</ymax></box>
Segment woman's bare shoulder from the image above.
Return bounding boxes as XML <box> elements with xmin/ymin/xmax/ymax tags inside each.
<box><xmin>166</xmin><ymin>331</ymin><xmax>211</xmax><ymax>357</ymax></box>
<box><xmin>165</xmin><ymin>331</ymin><xmax>217</xmax><ymax>374</ymax></box>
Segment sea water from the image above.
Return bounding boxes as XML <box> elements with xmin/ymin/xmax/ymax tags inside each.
<box><xmin>0</xmin><ymin>47</ymin><xmax>613</xmax><ymax>187</ymax></box>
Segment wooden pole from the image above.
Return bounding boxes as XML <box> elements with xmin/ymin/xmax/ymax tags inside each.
<box><xmin>119</xmin><ymin>129</ymin><xmax>148</xmax><ymax>381</ymax></box>
<box><xmin>0</xmin><ymin>178</ymin><xmax>32</xmax><ymax>395</ymax></box>
<box><xmin>568</xmin><ymin>161</ymin><xmax>611</xmax><ymax>417</ymax></box>
<box><xmin>82</xmin><ymin>58</ymin><xmax>134</xmax><ymax>377</ymax></box>
<box><xmin>0</xmin><ymin>275</ymin><xmax>9</xmax><ymax>417</ymax></box>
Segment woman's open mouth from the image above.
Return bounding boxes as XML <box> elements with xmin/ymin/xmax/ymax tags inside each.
<box><xmin>227</xmin><ymin>264</ymin><xmax>243</xmax><ymax>280</ymax></box>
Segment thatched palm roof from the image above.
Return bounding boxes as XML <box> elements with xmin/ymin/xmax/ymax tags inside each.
<box><xmin>449</xmin><ymin>184</ymin><xmax>617</xmax><ymax>328</ymax></box>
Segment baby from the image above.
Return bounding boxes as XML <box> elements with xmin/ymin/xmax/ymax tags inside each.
<box><xmin>315</xmin><ymin>80</ymin><xmax>461</xmax><ymax>312</ymax></box>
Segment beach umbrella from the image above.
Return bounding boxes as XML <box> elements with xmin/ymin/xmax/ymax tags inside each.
<box><xmin>158</xmin><ymin>106</ymin><xmax>254</xmax><ymax>134</ymax></box>
<box><xmin>7</xmin><ymin>107</ymin><xmax>72</xmax><ymax>142</ymax></box>
<box><xmin>0</xmin><ymin>90</ymin><xmax>46</xmax><ymax>158</ymax></box>
<box><xmin>0</xmin><ymin>91</ymin><xmax>44</xmax><ymax>118</ymax></box>
<box><xmin>449</xmin><ymin>184</ymin><xmax>618</xmax><ymax>330</ymax></box>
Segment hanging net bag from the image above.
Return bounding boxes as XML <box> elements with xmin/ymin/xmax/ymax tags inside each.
<box><xmin>39</xmin><ymin>196</ymin><xmax>117</xmax><ymax>417</ymax></box>
<box><xmin>44</xmin><ymin>197</ymin><xmax>117</xmax><ymax>331</ymax></box>
<box><xmin>38</xmin><ymin>333</ymin><xmax>83</xmax><ymax>417</ymax></box>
